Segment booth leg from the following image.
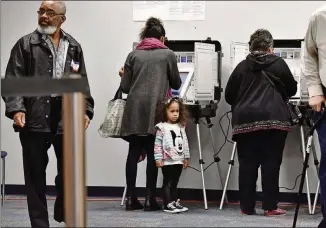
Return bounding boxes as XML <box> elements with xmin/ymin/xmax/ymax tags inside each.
<box><xmin>216</xmin><ymin>163</ymin><xmax>227</xmax><ymax>202</ymax></box>
<box><xmin>312</xmin><ymin>181</ymin><xmax>320</xmax><ymax>215</ymax></box>
<box><xmin>300</xmin><ymin>125</ymin><xmax>312</xmax><ymax>214</ymax></box>
<box><xmin>311</xmin><ymin>141</ymin><xmax>320</xmax><ymax>215</ymax></box>
<box><xmin>207</xmin><ymin>127</ymin><xmax>228</xmax><ymax>203</ymax></box>
<box><xmin>63</xmin><ymin>93</ymin><xmax>87</xmax><ymax>227</ymax></box>
<box><xmin>121</xmin><ymin>185</ymin><xmax>127</xmax><ymax>206</ymax></box>
<box><xmin>195</xmin><ymin>122</ymin><xmax>208</xmax><ymax>210</ymax></box>
<box><xmin>219</xmin><ymin>142</ymin><xmax>236</xmax><ymax>210</ymax></box>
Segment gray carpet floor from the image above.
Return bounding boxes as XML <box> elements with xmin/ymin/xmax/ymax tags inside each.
<box><xmin>1</xmin><ymin>197</ymin><xmax>322</xmax><ymax>227</ymax></box>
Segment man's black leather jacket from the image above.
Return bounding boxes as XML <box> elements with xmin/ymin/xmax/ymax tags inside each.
<box><xmin>2</xmin><ymin>30</ymin><xmax>95</xmax><ymax>134</ymax></box>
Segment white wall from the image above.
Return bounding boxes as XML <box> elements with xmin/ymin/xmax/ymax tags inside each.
<box><xmin>1</xmin><ymin>1</ymin><xmax>324</xmax><ymax>194</ymax></box>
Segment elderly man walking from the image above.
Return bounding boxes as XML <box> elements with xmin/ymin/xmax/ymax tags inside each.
<box><xmin>2</xmin><ymin>1</ymin><xmax>94</xmax><ymax>227</ymax></box>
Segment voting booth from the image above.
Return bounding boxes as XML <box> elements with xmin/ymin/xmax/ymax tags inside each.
<box><xmin>121</xmin><ymin>38</ymin><xmax>224</xmax><ymax>209</ymax></box>
<box><xmin>167</xmin><ymin>39</ymin><xmax>222</xmax><ymax>103</ymax></box>
<box><xmin>228</xmin><ymin>39</ymin><xmax>307</xmax><ymax>104</ymax></box>
<box><xmin>219</xmin><ymin>39</ymin><xmax>320</xmax><ymax>215</ymax></box>
<box><xmin>167</xmin><ymin>39</ymin><xmax>223</xmax><ymax>209</ymax></box>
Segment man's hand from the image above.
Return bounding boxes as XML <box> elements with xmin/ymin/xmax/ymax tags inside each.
<box><xmin>183</xmin><ymin>159</ymin><xmax>188</xmax><ymax>169</ymax></box>
<box><xmin>13</xmin><ymin>112</ymin><xmax>25</xmax><ymax>128</ymax></box>
<box><xmin>309</xmin><ymin>95</ymin><xmax>326</xmax><ymax>112</ymax></box>
<box><xmin>119</xmin><ymin>67</ymin><xmax>124</xmax><ymax>77</ymax></box>
<box><xmin>156</xmin><ymin>160</ymin><xmax>163</xmax><ymax>168</ymax></box>
<box><xmin>84</xmin><ymin>115</ymin><xmax>90</xmax><ymax>130</ymax></box>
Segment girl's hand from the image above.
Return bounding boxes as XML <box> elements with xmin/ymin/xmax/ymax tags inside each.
<box><xmin>183</xmin><ymin>160</ymin><xmax>188</xmax><ymax>169</ymax></box>
<box><xmin>156</xmin><ymin>161</ymin><xmax>163</xmax><ymax>168</ymax></box>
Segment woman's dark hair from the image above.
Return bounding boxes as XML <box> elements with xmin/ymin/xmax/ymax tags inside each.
<box><xmin>140</xmin><ymin>17</ymin><xmax>166</xmax><ymax>40</ymax></box>
<box><xmin>249</xmin><ymin>29</ymin><xmax>274</xmax><ymax>52</ymax></box>
<box><xmin>156</xmin><ymin>98</ymin><xmax>188</xmax><ymax>127</ymax></box>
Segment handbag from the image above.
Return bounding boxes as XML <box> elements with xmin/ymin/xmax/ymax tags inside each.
<box><xmin>261</xmin><ymin>70</ymin><xmax>302</xmax><ymax>126</ymax></box>
<box><xmin>98</xmin><ymin>86</ymin><xmax>126</xmax><ymax>138</ymax></box>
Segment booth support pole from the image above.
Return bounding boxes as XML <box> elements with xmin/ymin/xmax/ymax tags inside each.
<box><xmin>63</xmin><ymin>92</ymin><xmax>87</xmax><ymax>227</ymax></box>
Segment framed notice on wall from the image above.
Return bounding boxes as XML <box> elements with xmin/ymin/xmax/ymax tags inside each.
<box><xmin>133</xmin><ymin>1</ymin><xmax>206</xmax><ymax>21</ymax></box>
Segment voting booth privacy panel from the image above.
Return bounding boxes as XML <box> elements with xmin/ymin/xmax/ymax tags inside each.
<box><xmin>166</xmin><ymin>40</ymin><xmax>222</xmax><ymax>101</ymax></box>
<box><xmin>166</xmin><ymin>40</ymin><xmax>222</xmax><ymax>121</ymax></box>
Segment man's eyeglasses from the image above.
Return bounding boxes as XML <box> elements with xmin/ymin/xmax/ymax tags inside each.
<box><xmin>37</xmin><ymin>10</ymin><xmax>63</xmax><ymax>17</ymax></box>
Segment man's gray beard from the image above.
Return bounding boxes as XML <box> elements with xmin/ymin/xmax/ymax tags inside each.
<box><xmin>37</xmin><ymin>25</ymin><xmax>57</xmax><ymax>35</ymax></box>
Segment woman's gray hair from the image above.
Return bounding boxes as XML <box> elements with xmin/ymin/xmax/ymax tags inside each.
<box><xmin>249</xmin><ymin>29</ymin><xmax>274</xmax><ymax>52</ymax></box>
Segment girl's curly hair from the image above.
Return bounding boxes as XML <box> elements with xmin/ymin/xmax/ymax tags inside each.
<box><xmin>155</xmin><ymin>98</ymin><xmax>189</xmax><ymax>127</ymax></box>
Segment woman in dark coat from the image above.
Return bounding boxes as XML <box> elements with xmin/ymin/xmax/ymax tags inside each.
<box><xmin>225</xmin><ymin>29</ymin><xmax>298</xmax><ymax>216</ymax></box>
<box><xmin>120</xmin><ymin>17</ymin><xmax>181</xmax><ymax>211</ymax></box>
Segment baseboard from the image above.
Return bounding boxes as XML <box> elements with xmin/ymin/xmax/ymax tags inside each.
<box><xmin>4</xmin><ymin>184</ymin><xmax>320</xmax><ymax>204</ymax></box>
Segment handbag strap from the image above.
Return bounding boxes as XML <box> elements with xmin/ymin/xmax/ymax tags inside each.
<box><xmin>112</xmin><ymin>86</ymin><xmax>123</xmax><ymax>101</ymax></box>
<box><xmin>261</xmin><ymin>70</ymin><xmax>289</xmax><ymax>102</ymax></box>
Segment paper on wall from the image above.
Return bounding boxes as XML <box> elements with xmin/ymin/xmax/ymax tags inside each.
<box><xmin>133</xmin><ymin>1</ymin><xmax>205</xmax><ymax>21</ymax></box>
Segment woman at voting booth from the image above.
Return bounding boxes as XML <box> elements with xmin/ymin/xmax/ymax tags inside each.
<box><xmin>119</xmin><ymin>17</ymin><xmax>181</xmax><ymax>211</ymax></box>
<box><xmin>225</xmin><ymin>29</ymin><xmax>298</xmax><ymax>216</ymax></box>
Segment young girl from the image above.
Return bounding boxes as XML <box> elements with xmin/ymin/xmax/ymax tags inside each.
<box><xmin>154</xmin><ymin>97</ymin><xmax>190</xmax><ymax>213</ymax></box>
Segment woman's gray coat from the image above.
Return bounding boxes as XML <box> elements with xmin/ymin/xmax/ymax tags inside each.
<box><xmin>120</xmin><ymin>48</ymin><xmax>181</xmax><ymax>137</ymax></box>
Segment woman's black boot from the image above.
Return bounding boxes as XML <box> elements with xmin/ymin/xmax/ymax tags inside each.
<box><xmin>144</xmin><ymin>188</ymin><xmax>161</xmax><ymax>211</ymax></box>
<box><xmin>125</xmin><ymin>197</ymin><xmax>144</xmax><ymax>211</ymax></box>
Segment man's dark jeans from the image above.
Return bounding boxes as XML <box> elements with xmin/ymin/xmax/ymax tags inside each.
<box><xmin>314</xmin><ymin>112</ymin><xmax>326</xmax><ymax>228</ymax></box>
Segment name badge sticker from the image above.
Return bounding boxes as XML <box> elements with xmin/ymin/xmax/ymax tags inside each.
<box><xmin>71</xmin><ymin>60</ymin><xmax>80</xmax><ymax>72</ymax></box>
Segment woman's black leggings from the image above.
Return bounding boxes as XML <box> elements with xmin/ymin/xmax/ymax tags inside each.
<box><xmin>236</xmin><ymin>130</ymin><xmax>287</xmax><ymax>212</ymax></box>
<box><xmin>125</xmin><ymin>135</ymin><xmax>158</xmax><ymax>197</ymax></box>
